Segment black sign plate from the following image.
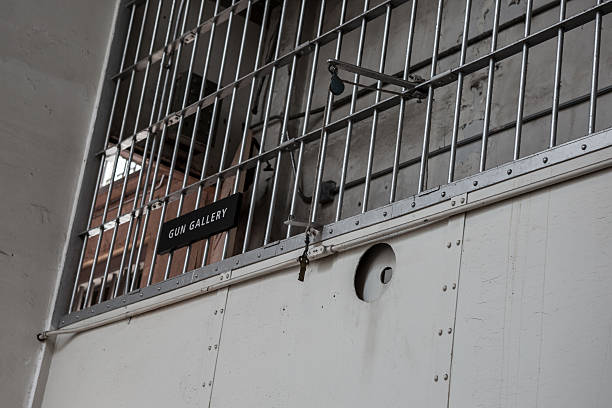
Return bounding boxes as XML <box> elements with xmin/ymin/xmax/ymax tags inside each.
<box><xmin>157</xmin><ymin>193</ymin><xmax>242</xmax><ymax>254</ymax></box>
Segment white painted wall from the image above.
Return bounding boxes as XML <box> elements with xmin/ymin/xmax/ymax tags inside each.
<box><xmin>0</xmin><ymin>1</ymin><xmax>119</xmax><ymax>406</ymax></box>
<box><xmin>39</xmin><ymin>159</ymin><xmax>612</xmax><ymax>407</ymax></box>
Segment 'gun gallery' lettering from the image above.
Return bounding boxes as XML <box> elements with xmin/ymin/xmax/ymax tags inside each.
<box><xmin>189</xmin><ymin>208</ymin><xmax>228</xmax><ymax>231</ymax></box>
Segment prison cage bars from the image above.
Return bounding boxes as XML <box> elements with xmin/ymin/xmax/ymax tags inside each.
<box><xmin>64</xmin><ymin>0</ymin><xmax>612</xmax><ymax>320</ymax></box>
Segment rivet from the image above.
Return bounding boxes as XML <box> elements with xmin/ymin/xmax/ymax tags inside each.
<box><xmin>451</xmin><ymin>200</ymin><xmax>456</xmax><ymax>206</ymax></box>
<box><xmin>220</xmin><ymin>275</ymin><xmax>224</xmax><ymax>280</ymax></box>
<box><xmin>460</xmin><ymin>198</ymin><xmax>465</xmax><ymax>204</ymax></box>
<box><xmin>456</xmin><ymin>240</ymin><xmax>461</xmax><ymax>246</ymax></box>
<box><xmin>473</xmin><ymin>180</ymin><xmax>478</xmax><ymax>186</ymax></box>
<box><xmin>208</xmin><ymin>346</ymin><xmax>212</xmax><ymax>350</ymax></box>
<box><xmin>438</xmin><ymin>329</ymin><xmax>443</xmax><ymax>336</ymax></box>
<box><xmin>411</xmin><ymin>202</ymin><xmax>416</xmax><ymax>208</ymax></box>
<box><xmin>61</xmin><ymin>320</ymin><xmax>65</xmax><ymax>324</ymax></box>
<box><xmin>194</xmin><ymin>274</ymin><xmax>198</xmax><ymax>278</ymax></box>
<box><xmin>443</xmin><ymin>374</ymin><xmax>449</xmax><ymax>381</ymax></box>
<box><xmin>441</xmin><ymin>191</ymin><xmax>446</xmax><ymax>197</ymax></box>
<box><xmin>176</xmin><ymin>281</ymin><xmax>179</xmax><ymax>285</ymax></box>
<box><xmin>452</xmin><ymin>283</ymin><xmax>457</xmax><ymax>290</ymax></box>
<box><xmin>280</xmin><ymin>246</ymin><xmax>284</xmax><ymax>251</ymax></box>
<box><xmin>446</xmin><ymin>242</ymin><xmax>452</xmax><ymax>248</ymax></box>
<box><xmin>581</xmin><ymin>144</ymin><xmax>587</xmax><ymax>150</ymax></box>
<box><xmin>329</xmin><ymin>228</ymin><xmax>333</xmax><ymax>234</ymax></box>
<box><xmin>123</xmin><ymin>299</ymin><xmax>126</xmax><ymax>303</ymax></box>
<box><xmin>235</xmin><ymin>260</ymin><xmax>239</xmax><ymax>265</ymax></box>
<box><xmin>542</xmin><ymin>157</ymin><xmax>548</xmax><ymax>163</ymax></box>
<box><xmin>257</xmin><ymin>253</ymin><xmax>261</xmax><ymax>258</ymax></box>
<box><xmin>442</xmin><ymin>285</ymin><xmax>447</xmax><ymax>292</ymax></box>
<box><xmin>158</xmin><ymin>287</ymin><xmax>161</xmax><ymax>291</ymax></box>
<box><xmin>208</xmin><ymin>381</ymin><xmax>212</xmax><ymax>386</ymax></box>
<box><xmin>507</xmin><ymin>169</ymin><xmax>512</xmax><ymax>175</ymax></box>
<box><xmin>448</xmin><ymin>328</ymin><xmax>453</xmax><ymax>334</ymax></box>
<box><xmin>220</xmin><ymin>308</ymin><xmax>224</xmax><ymax>313</ymax></box>
<box><xmin>355</xmin><ymin>220</ymin><xmax>359</xmax><ymax>225</ymax></box>
<box><xmin>140</xmin><ymin>293</ymin><xmax>143</xmax><ymax>297</ymax></box>
<box><xmin>434</xmin><ymin>375</ymin><xmax>439</xmax><ymax>382</ymax></box>
<box><xmin>383</xmin><ymin>211</ymin><xmax>388</xmax><ymax>217</ymax></box>
<box><xmin>214</xmin><ymin>344</ymin><xmax>218</xmax><ymax>349</ymax></box>
<box><xmin>214</xmin><ymin>310</ymin><xmax>218</xmax><ymax>315</ymax></box>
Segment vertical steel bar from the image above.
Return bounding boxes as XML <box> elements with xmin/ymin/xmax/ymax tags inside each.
<box><xmin>478</xmin><ymin>0</ymin><xmax>501</xmax><ymax>172</ymax></box>
<box><xmin>161</xmin><ymin>0</ymin><xmax>211</xmax><ymax>278</ymax></box>
<box><xmin>588</xmin><ymin>0</ymin><xmax>602</xmax><ymax>134</ymax></box>
<box><xmin>447</xmin><ymin>0</ymin><xmax>471</xmax><ymax>182</ymax></box>
<box><xmin>82</xmin><ymin>4</ymin><xmax>138</xmax><ymax>307</ymax></box>
<box><xmin>417</xmin><ymin>0</ymin><xmax>444</xmax><ymax>193</ymax></box>
<box><xmin>99</xmin><ymin>0</ymin><xmax>152</xmax><ymax>303</ymax></box>
<box><xmin>262</xmin><ymin>0</ymin><xmax>307</xmax><ymax>245</ymax></box>
<box><xmin>286</xmin><ymin>0</ymin><xmax>328</xmax><ymax>236</ymax></box>
<box><xmin>333</xmin><ymin>0</ymin><xmax>364</xmax><ymax>221</ymax></box>
<box><xmin>146</xmin><ymin>0</ymin><xmax>194</xmax><ymax>282</ymax></box>
<box><xmin>513</xmin><ymin>0</ymin><xmax>533</xmax><ymax>160</ymax></box>
<box><xmin>242</xmin><ymin>0</ymin><xmax>289</xmax><ymax>253</ymax></box>
<box><xmin>389</xmin><ymin>0</ymin><xmax>418</xmax><ymax>203</ymax></box>
<box><xmin>362</xmin><ymin>4</ymin><xmax>391</xmax><ymax>213</ymax></box>
<box><xmin>549</xmin><ymin>0</ymin><xmax>566</xmax><ymax>148</ymax></box>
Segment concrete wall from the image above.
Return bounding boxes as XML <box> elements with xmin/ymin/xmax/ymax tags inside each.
<box><xmin>38</xmin><ymin>152</ymin><xmax>612</xmax><ymax>407</ymax></box>
<box><xmin>0</xmin><ymin>1</ymin><xmax>119</xmax><ymax>406</ymax></box>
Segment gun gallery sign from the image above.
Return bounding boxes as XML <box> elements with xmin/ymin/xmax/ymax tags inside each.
<box><xmin>157</xmin><ymin>193</ymin><xmax>242</xmax><ymax>254</ymax></box>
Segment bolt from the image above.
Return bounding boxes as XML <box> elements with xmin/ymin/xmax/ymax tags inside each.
<box><xmin>209</xmin><ymin>381</ymin><xmax>212</xmax><ymax>386</ymax></box>
<box><xmin>438</xmin><ymin>329</ymin><xmax>443</xmax><ymax>336</ymax></box>
<box><xmin>441</xmin><ymin>191</ymin><xmax>446</xmax><ymax>197</ymax></box>
<box><xmin>194</xmin><ymin>274</ymin><xmax>198</xmax><ymax>278</ymax></box>
<box><xmin>257</xmin><ymin>253</ymin><xmax>261</xmax><ymax>258</ymax></box>
<box><xmin>507</xmin><ymin>169</ymin><xmax>512</xmax><ymax>175</ymax></box>
<box><xmin>448</xmin><ymin>328</ymin><xmax>453</xmax><ymax>334</ymax></box>
<box><xmin>443</xmin><ymin>374</ymin><xmax>448</xmax><ymax>381</ymax></box>
<box><xmin>214</xmin><ymin>344</ymin><xmax>218</xmax><ymax>349</ymax></box>
<box><xmin>355</xmin><ymin>220</ymin><xmax>359</xmax><ymax>225</ymax></box>
<box><xmin>158</xmin><ymin>287</ymin><xmax>161</xmax><ymax>291</ymax></box>
<box><xmin>220</xmin><ymin>275</ymin><xmax>224</xmax><ymax>281</ymax></box>
<box><xmin>452</xmin><ymin>283</ymin><xmax>457</xmax><ymax>290</ymax></box>
<box><xmin>220</xmin><ymin>308</ymin><xmax>224</xmax><ymax>313</ymax></box>
<box><xmin>460</xmin><ymin>198</ymin><xmax>465</xmax><ymax>204</ymax></box>
<box><xmin>434</xmin><ymin>375</ymin><xmax>439</xmax><ymax>382</ymax></box>
<box><xmin>446</xmin><ymin>242</ymin><xmax>452</xmax><ymax>248</ymax></box>
<box><xmin>329</xmin><ymin>228</ymin><xmax>333</xmax><ymax>234</ymax></box>
<box><xmin>451</xmin><ymin>200</ymin><xmax>456</xmax><ymax>206</ymax></box>
<box><xmin>383</xmin><ymin>211</ymin><xmax>388</xmax><ymax>217</ymax></box>
<box><xmin>581</xmin><ymin>144</ymin><xmax>587</xmax><ymax>150</ymax></box>
<box><xmin>208</xmin><ymin>346</ymin><xmax>212</xmax><ymax>350</ymax></box>
<box><xmin>280</xmin><ymin>246</ymin><xmax>284</xmax><ymax>251</ymax></box>
<box><xmin>411</xmin><ymin>202</ymin><xmax>416</xmax><ymax>208</ymax></box>
<box><xmin>473</xmin><ymin>181</ymin><xmax>478</xmax><ymax>186</ymax></box>
<box><xmin>214</xmin><ymin>310</ymin><xmax>218</xmax><ymax>315</ymax></box>
<box><xmin>542</xmin><ymin>157</ymin><xmax>548</xmax><ymax>163</ymax></box>
<box><xmin>442</xmin><ymin>285</ymin><xmax>447</xmax><ymax>292</ymax></box>
<box><xmin>235</xmin><ymin>260</ymin><xmax>239</xmax><ymax>265</ymax></box>
<box><xmin>140</xmin><ymin>293</ymin><xmax>143</xmax><ymax>297</ymax></box>
<box><xmin>456</xmin><ymin>240</ymin><xmax>461</xmax><ymax>246</ymax></box>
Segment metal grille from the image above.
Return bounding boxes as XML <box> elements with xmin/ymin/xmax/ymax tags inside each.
<box><xmin>63</xmin><ymin>0</ymin><xmax>612</xmax><ymax>320</ymax></box>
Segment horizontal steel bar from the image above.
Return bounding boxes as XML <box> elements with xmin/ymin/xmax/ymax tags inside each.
<box><xmin>62</xmin><ymin>128</ymin><xmax>612</xmax><ymax>327</ymax></box>
<box><xmin>113</xmin><ymin>0</ymin><xmax>262</xmax><ymax>81</ymax></box>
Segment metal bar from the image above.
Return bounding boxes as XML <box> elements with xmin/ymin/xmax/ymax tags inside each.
<box><xmin>329</xmin><ymin>58</ymin><xmax>421</xmax><ymax>91</ymax></box>
<box><xmin>448</xmin><ymin>0</ymin><xmax>472</xmax><ymax>182</ymax></box>
<box><xmin>83</xmin><ymin>0</ymin><xmax>612</xmax><ymax>239</ymax></box>
<box><xmin>417</xmin><ymin>0</ymin><xmax>444</xmax><ymax>193</ymax></box>
<box><xmin>334</xmin><ymin>0</ymin><xmax>365</xmax><ymax>222</ymax></box>
<box><xmin>81</xmin><ymin>3</ymin><xmax>138</xmax><ymax>308</ymax></box>
<box><xmin>362</xmin><ymin>4</ymin><xmax>391</xmax><ymax>212</ymax></box>
<box><xmin>242</xmin><ymin>0</ymin><xmax>289</xmax><ymax>252</ymax></box>
<box><xmin>589</xmin><ymin>0</ymin><xmax>603</xmax><ymax>134</ymax></box>
<box><xmin>549</xmin><ymin>0</ymin><xmax>567</xmax><ymax>148</ymax></box>
<box><xmin>389</xmin><ymin>0</ymin><xmax>417</xmax><ymax>203</ymax></box>
<box><xmin>513</xmin><ymin>0</ymin><xmax>533</xmax><ymax>160</ymax></box>
<box><xmin>146</xmin><ymin>0</ymin><xmax>194</xmax><ymax>283</ymax></box>
<box><xmin>112</xmin><ymin>0</ymin><xmax>263</xmax><ymax>81</ymax></box>
<box><xmin>262</xmin><ymin>0</ymin><xmax>307</xmax><ymax>245</ymax></box>
<box><xmin>162</xmin><ymin>0</ymin><xmax>211</xmax><ymax>278</ymax></box>
<box><xmin>286</xmin><ymin>0</ymin><xmax>328</xmax><ymax>237</ymax></box>
<box><xmin>479</xmin><ymin>0</ymin><xmax>502</xmax><ymax>172</ymax></box>
<box><xmin>99</xmin><ymin>0</ymin><xmax>152</xmax><ymax>303</ymax></box>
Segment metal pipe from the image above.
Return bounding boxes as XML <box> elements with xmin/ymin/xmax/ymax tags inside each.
<box><xmin>479</xmin><ymin>0</ymin><xmax>502</xmax><ymax>172</ymax></box>
<box><xmin>362</xmin><ymin>4</ymin><xmax>391</xmax><ymax>212</ymax></box>
<box><xmin>417</xmin><ymin>0</ymin><xmax>444</xmax><ymax>193</ymax></box>
<box><xmin>448</xmin><ymin>0</ymin><xmax>472</xmax><ymax>182</ymax></box>
<box><xmin>513</xmin><ymin>0</ymin><xmax>533</xmax><ymax>160</ymax></box>
<box><xmin>549</xmin><ymin>0</ymin><xmax>567</xmax><ymax>148</ymax></box>
<box><xmin>589</xmin><ymin>0</ymin><xmax>603</xmax><ymax>134</ymax></box>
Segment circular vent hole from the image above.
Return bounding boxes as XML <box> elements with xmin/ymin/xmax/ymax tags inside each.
<box><xmin>354</xmin><ymin>243</ymin><xmax>396</xmax><ymax>302</ymax></box>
